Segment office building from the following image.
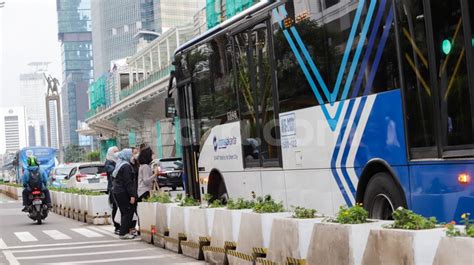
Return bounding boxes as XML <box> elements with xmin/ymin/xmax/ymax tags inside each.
<box><xmin>0</xmin><ymin>107</ymin><xmax>27</xmax><ymax>154</ymax></box>
<box><xmin>57</xmin><ymin>0</ymin><xmax>94</xmax><ymax>146</ymax></box>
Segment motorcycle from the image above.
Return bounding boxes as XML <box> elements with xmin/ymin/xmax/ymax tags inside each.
<box><xmin>27</xmin><ymin>187</ymin><xmax>49</xmax><ymax>224</ymax></box>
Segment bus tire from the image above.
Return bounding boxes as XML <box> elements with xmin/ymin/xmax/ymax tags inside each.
<box><xmin>363</xmin><ymin>172</ymin><xmax>405</xmax><ymax>220</ymax></box>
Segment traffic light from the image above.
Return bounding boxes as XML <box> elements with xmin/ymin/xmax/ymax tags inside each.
<box><xmin>442</xmin><ymin>39</ymin><xmax>452</xmax><ymax>55</ymax></box>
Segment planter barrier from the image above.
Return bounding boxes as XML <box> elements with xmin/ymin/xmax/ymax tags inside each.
<box><xmin>86</xmin><ymin>194</ymin><xmax>111</xmax><ymax>225</ymax></box>
<box><xmin>306</xmin><ymin>221</ymin><xmax>389</xmax><ymax>265</ymax></box>
<box><xmin>361</xmin><ymin>228</ymin><xmax>444</xmax><ymax>265</ymax></box>
<box><xmin>79</xmin><ymin>195</ymin><xmax>88</xmax><ymax>222</ymax></box>
<box><xmin>203</xmin><ymin>209</ymin><xmax>252</xmax><ymax>264</ymax></box>
<box><xmin>153</xmin><ymin>203</ymin><xmax>178</xmax><ymax>248</ymax></box>
<box><xmin>181</xmin><ymin>207</ymin><xmax>218</xmax><ymax>259</ymax></box>
<box><xmin>137</xmin><ymin>202</ymin><xmax>158</xmax><ymax>243</ymax></box>
<box><xmin>227</xmin><ymin>212</ymin><xmax>290</xmax><ymax>265</ymax></box>
<box><xmin>165</xmin><ymin>205</ymin><xmax>199</xmax><ymax>253</ymax></box>
<box><xmin>72</xmin><ymin>194</ymin><xmax>80</xmax><ymax>220</ymax></box>
<box><xmin>256</xmin><ymin>217</ymin><xmax>324</xmax><ymax>265</ymax></box>
<box><xmin>433</xmin><ymin>236</ymin><xmax>474</xmax><ymax>264</ymax></box>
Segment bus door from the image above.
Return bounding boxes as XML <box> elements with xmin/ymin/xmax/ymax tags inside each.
<box><xmin>178</xmin><ymin>82</ymin><xmax>201</xmax><ymax>198</ymax></box>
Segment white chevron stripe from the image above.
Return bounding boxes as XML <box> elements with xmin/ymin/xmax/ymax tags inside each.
<box><xmin>43</xmin><ymin>230</ymin><xmax>71</xmax><ymax>240</ymax></box>
<box><xmin>347</xmin><ymin>95</ymin><xmax>377</xmax><ymax>189</ymax></box>
<box><xmin>14</xmin><ymin>232</ymin><xmax>37</xmax><ymax>242</ymax></box>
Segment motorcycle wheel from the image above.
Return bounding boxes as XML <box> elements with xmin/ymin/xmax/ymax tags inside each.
<box><xmin>37</xmin><ymin>218</ymin><xmax>42</xmax><ymax>225</ymax></box>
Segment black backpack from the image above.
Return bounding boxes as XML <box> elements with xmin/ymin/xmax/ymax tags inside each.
<box><xmin>28</xmin><ymin>171</ymin><xmax>42</xmax><ymax>189</ymax></box>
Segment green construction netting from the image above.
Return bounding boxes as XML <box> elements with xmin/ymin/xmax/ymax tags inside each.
<box><xmin>88</xmin><ymin>75</ymin><xmax>107</xmax><ymax>111</ymax></box>
<box><xmin>207</xmin><ymin>0</ymin><xmax>258</xmax><ymax>29</ymax></box>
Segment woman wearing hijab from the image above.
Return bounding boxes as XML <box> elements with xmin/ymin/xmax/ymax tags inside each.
<box><xmin>137</xmin><ymin>145</ymin><xmax>158</xmax><ymax>201</ymax></box>
<box><xmin>112</xmin><ymin>148</ymin><xmax>137</xmax><ymax>239</ymax></box>
<box><xmin>105</xmin><ymin>146</ymin><xmax>120</xmax><ymax>234</ymax></box>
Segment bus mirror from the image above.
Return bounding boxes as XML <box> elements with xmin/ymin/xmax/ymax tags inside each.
<box><xmin>165</xmin><ymin>97</ymin><xmax>176</xmax><ymax>118</ymax></box>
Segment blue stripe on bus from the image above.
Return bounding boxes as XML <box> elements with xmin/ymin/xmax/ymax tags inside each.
<box><xmin>352</xmin><ymin>0</ymin><xmax>388</xmax><ymax>98</ymax></box>
<box><xmin>331</xmin><ymin>99</ymin><xmax>356</xmax><ymax>206</ymax></box>
<box><xmin>331</xmin><ymin>0</ymin><xmax>368</xmax><ymax>105</ymax></box>
<box><xmin>363</xmin><ymin>7</ymin><xmax>394</xmax><ymax>96</ymax></box>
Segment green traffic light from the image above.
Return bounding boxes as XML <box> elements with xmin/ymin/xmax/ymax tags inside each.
<box><xmin>442</xmin><ymin>39</ymin><xmax>452</xmax><ymax>55</ymax></box>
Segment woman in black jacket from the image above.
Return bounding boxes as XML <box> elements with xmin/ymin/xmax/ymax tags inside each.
<box><xmin>112</xmin><ymin>148</ymin><xmax>137</xmax><ymax>239</ymax></box>
<box><xmin>105</xmin><ymin>146</ymin><xmax>120</xmax><ymax>234</ymax></box>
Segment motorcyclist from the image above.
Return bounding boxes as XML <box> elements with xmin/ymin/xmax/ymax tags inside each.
<box><xmin>21</xmin><ymin>156</ymin><xmax>52</xmax><ymax>212</ymax></box>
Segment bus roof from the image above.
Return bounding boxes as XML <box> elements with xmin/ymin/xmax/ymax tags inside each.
<box><xmin>174</xmin><ymin>0</ymin><xmax>275</xmax><ymax>55</ymax></box>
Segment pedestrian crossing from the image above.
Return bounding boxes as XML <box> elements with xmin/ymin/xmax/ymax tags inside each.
<box><xmin>10</xmin><ymin>227</ymin><xmax>108</xmax><ymax>243</ymax></box>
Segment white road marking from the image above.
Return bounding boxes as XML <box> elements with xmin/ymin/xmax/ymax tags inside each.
<box><xmin>11</xmin><ymin>242</ymin><xmax>140</xmax><ymax>253</ymax></box>
<box><xmin>43</xmin><ymin>254</ymin><xmax>176</xmax><ymax>264</ymax></box>
<box><xmin>43</xmin><ymin>230</ymin><xmax>71</xmax><ymax>240</ymax></box>
<box><xmin>0</xmin><ymin>238</ymin><xmax>8</xmax><ymax>249</ymax></box>
<box><xmin>86</xmin><ymin>226</ymin><xmax>117</xmax><ymax>237</ymax></box>
<box><xmin>71</xmin><ymin>228</ymin><xmax>104</xmax><ymax>238</ymax></box>
<box><xmin>17</xmin><ymin>248</ymin><xmax>157</xmax><ymax>260</ymax></box>
<box><xmin>14</xmin><ymin>232</ymin><xmax>38</xmax><ymax>242</ymax></box>
<box><xmin>2</xmin><ymin>250</ymin><xmax>19</xmax><ymax>265</ymax></box>
<box><xmin>2</xmin><ymin>239</ymin><xmax>140</xmax><ymax>250</ymax></box>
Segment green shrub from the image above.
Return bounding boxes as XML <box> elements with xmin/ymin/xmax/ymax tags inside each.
<box><xmin>226</xmin><ymin>198</ymin><xmax>255</xmax><ymax>210</ymax></box>
<box><xmin>175</xmin><ymin>193</ymin><xmax>183</xmax><ymax>202</ymax></box>
<box><xmin>446</xmin><ymin>213</ymin><xmax>474</xmax><ymax>237</ymax></box>
<box><xmin>179</xmin><ymin>196</ymin><xmax>200</xmax><ymax>207</ymax></box>
<box><xmin>253</xmin><ymin>195</ymin><xmax>285</xmax><ymax>213</ymax></box>
<box><xmin>145</xmin><ymin>192</ymin><xmax>173</xmax><ymax>203</ymax></box>
<box><xmin>390</xmin><ymin>207</ymin><xmax>437</xmax><ymax>230</ymax></box>
<box><xmin>4</xmin><ymin>182</ymin><xmax>22</xmax><ymax>188</ymax></box>
<box><xmin>209</xmin><ymin>199</ymin><xmax>224</xmax><ymax>208</ymax></box>
<box><xmin>334</xmin><ymin>204</ymin><xmax>368</xmax><ymax>224</ymax></box>
<box><xmin>292</xmin><ymin>206</ymin><xmax>317</xmax><ymax>219</ymax></box>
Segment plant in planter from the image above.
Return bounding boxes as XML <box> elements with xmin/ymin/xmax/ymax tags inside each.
<box><xmin>166</xmin><ymin>195</ymin><xmax>200</xmax><ymax>253</ymax></box>
<box><xmin>433</xmin><ymin>213</ymin><xmax>474</xmax><ymax>264</ymax></box>
<box><xmin>261</xmin><ymin>206</ymin><xmax>322</xmax><ymax>265</ymax></box>
<box><xmin>361</xmin><ymin>207</ymin><xmax>443</xmax><ymax>265</ymax></box>
<box><xmin>154</xmin><ymin>192</ymin><xmax>179</xmax><ymax>248</ymax></box>
<box><xmin>227</xmin><ymin>195</ymin><xmax>289</xmax><ymax>265</ymax></box>
<box><xmin>307</xmin><ymin>204</ymin><xmax>385</xmax><ymax>265</ymax></box>
<box><xmin>179</xmin><ymin>196</ymin><xmax>200</xmax><ymax>207</ymax></box>
<box><xmin>227</xmin><ymin>198</ymin><xmax>255</xmax><ymax>210</ymax></box>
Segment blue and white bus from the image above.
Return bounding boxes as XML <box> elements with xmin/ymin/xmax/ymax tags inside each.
<box><xmin>16</xmin><ymin>147</ymin><xmax>57</xmax><ymax>184</ymax></box>
<box><xmin>170</xmin><ymin>0</ymin><xmax>474</xmax><ymax>222</ymax></box>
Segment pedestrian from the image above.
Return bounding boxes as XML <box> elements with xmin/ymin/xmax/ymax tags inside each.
<box><xmin>112</xmin><ymin>148</ymin><xmax>137</xmax><ymax>239</ymax></box>
<box><xmin>137</xmin><ymin>145</ymin><xmax>158</xmax><ymax>202</ymax></box>
<box><xmin>105</xmin><ymin>146</ymin><xmax>120</xmax><ymax>234</ymax></box>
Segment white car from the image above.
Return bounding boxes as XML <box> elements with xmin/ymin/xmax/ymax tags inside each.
<box><xmin>65</xmin><ymin>162</ymin><xmax>107</xmax><ymax>191</ymax></box>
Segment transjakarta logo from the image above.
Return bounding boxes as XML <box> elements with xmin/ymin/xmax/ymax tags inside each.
<box><xmin>213</xmin><ymin>136</ymin><xmax>237</xmax><ymax>152</ymax></box>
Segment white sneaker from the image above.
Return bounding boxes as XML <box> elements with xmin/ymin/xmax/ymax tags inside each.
<box><xmin>119</xmin><ymin>234</ymin><xmax>135</xmax><ymax>240</ymax></box>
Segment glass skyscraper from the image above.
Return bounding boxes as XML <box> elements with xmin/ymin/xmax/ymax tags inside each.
<box><xmin>57</xmin><ymin>0</ymin><xmax>94</xmax><ymax>146</ymax></box>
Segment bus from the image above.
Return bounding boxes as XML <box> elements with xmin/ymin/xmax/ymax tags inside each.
<box><xmin>169</xmin><ymin>0</ymin><xmax>474</xmax><ymax>222</ymax></box>
<box><xmin>15</xmin><ymin>147</ymin><xmax>57</xmax><ymax>184</ymax></box>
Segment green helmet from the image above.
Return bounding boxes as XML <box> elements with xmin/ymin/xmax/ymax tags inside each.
<box><xmin>27</xmin><ymin>156</ymin><xmax>39</xmax><ymax>167</ymax></box>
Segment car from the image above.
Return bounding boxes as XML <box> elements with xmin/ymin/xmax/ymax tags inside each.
<box><xmin>151</xmin><ymin>157</ymin><xmax>183</xmax><ymax>191</ymax></box>
<box><xmin>49</xmin><ymin>163</ymin><xmax>79</xmax><ymax>188</ymax></box>
<box><xmin>64</xmin><ymin>162</ymin><xmax>107</xmax><ymax>191</ymax></box>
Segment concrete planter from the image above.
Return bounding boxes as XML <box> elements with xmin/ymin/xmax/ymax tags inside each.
<box><xmin>137</xmin><ymin>202</ymin><xmax>158</xmax><ymax>243</ymax></box>
<box><xmin>86</xmin><ymin>195</ymin><xmax>111</xmax><ymax>225</ymax></box>
<box><xmin>433</xmin><ymin>236</ymin><xmax>474</xmax><ymax>265</ymax></box>
<box><xmin>227</xmin><ymin>212</ymin><xmax>290</xmax><ymax>265</ymax></box>
<box><xmin>306</xmin><ymin>221</ymin><xmax>387</xmax><ymax>265</ymax></box>
<box><xmin>203</xmin><ymin>209</ymin><xmax>252</xmax><ymax>265</ymax></box>
<box><xmin>59</xmin><ymin>192</ymin><xmax>67</xmax><ymax>215</ymax></box>
<box><xmin>165</xmin><ymin>205</ymin><xmax>199</xmax><ymax>253</ymax></box>
<box><xmin>72</xmin><ymin>194</ymin><xmax>80</xmax><ymax>220</ymax></box>
<box><xmin>181</xmin><ymin>207</ymin><xmax>219</xmax><ymax>260</ymax></box>
<box><xmin>362</xmin><ymin>228</ymin><xmax>444</xmax><ymax>265</ymax></box>
<box><xmin>78</xmin><ymin>195</ymin><xmax>88</xmax><ymax>222</ymax></box>
<box><xmin>153</xmin><ymin>202</ymin><xmax>179</xmax><ymax>248</ymax></box>
<box><xmin>260</xmin><ymin>217</ymin><xmax>324</xmax><ymax>265</ymax></box>
<box><xmin>66</xmin><ymin>193</ymin><xmax>74</xmax><ymax>218</ymax></box>
<box><xmin>15</xmin><ymin>187</ymin><xmax>22</xmax><ymax>200</ymax></box>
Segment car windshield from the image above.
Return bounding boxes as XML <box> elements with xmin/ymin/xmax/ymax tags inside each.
<box><xmin>79</xmin><ymin>166</ymin><xmax>105</xmax><ymax>175</ymax></box>
<box><xmin>55</xmin><ymin>167</ymin><xmax>73</xmax><ymax>175</ymax></box>
<box><xmin>159</xmin><ymin>161</ymin><xmax>182</xmax><ymax>170</ymax></box>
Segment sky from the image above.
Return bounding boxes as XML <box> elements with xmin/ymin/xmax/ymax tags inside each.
<box><xmin>0</xmin><ymin>0</ymin><xmax>62</xmax><ymax>108</ymax></box>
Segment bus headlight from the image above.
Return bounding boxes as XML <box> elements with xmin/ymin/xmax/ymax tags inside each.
<box><xmin>458</xmin><ymin>173</ymin><xmax>471</xmax><ymax>185</ymax></box>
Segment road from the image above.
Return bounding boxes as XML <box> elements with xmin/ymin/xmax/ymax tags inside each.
<box><xmin>0</xmin><ymin>193</ymin><xmax>203</xmax><ymax>265</ymax></box>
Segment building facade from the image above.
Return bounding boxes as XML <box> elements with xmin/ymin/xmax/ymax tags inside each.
<box><xmin>0</xmin><ymin>107</ymin><xmax>27</xmax><ymax>154</ymax></box>
<box><xmin>160</xmin><ymin>0</ymin><xmax>205</xmax><ymax>30</ymax></box>
<box><xmin>57</xmin><ymin>0</ymin><xmax>94</xmax><ymax>146</ymax></box>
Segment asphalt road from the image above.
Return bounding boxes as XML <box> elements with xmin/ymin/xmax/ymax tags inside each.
<box><xmin>0</xmin><ymin>193</ymin><xmax>203</xmax><ymax>265</ymax></box>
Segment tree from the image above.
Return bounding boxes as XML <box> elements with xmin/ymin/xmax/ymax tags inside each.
<box><xmin>64</xmin><ymin>145</ymin><xmax>85</xmax><ymax>163</ymax></box>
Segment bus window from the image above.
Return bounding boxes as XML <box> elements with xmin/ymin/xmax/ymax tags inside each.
<box><xmin>431</xmin><ymin>0</ymin><xmax>474</xmax><ymax>149</ymax></box>
<box><xmin>396</xmin><ymin>0</ymin><xmax>437</xmax><ymax>156</ymax></box>
<box><xmin>233</xmin><ymin>21</ymin><xmax>281</xmax><ymax>167</ymax></box>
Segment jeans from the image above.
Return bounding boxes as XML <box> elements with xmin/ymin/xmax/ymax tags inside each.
<box><xmin>114</xmin><ymin>192</ymin><xmax>134</xmax><ymax>236</ymax></box>
<box><xmin>22</xmin><ymin>188</ymin><xmax>51</xmax><ymax>206</ymax></box>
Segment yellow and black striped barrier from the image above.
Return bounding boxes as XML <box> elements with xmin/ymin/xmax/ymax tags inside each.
<box><xmin>286</xmin><ymin>257</ymin><xmax>306</xmax><ymax>265</ymax></box>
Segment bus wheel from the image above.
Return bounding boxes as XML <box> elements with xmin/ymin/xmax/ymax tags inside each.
<box><xmin>363</xmin><ymin>172</ymin><xmax>405</xmax><ymax>220</ymax></box>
